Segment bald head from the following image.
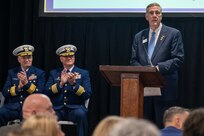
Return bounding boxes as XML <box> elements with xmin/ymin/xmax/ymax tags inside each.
<box><xmin>22</xmin><ymin>94</ymin><xmax>55</xmax><ymax>119</ymax></box>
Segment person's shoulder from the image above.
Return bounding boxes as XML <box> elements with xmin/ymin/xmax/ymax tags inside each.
<box><xmin>160</xmin><ymin>126</ymin><xmax>182</xmax><ymax>133</ymax></box>
<box><xmin>74</xmin><ymin>66</ymin><xmax>88</xmax><ymax>72</ymax></box>
<box><xmin>162</xmin><ymin>25</ymin><xmax>180</xmax><ymax>33</ymax></box>
<box><xmin>49</xmin><ymin>68</ymin><xmax>62</xmax><ymax>73</ymax></box>
<box><xmin>134</xmin><ymin>28</ymin><xmax>149</xmax><ymax>37</ymax></box>
<box><xmin>8</xmin><ymin>67</ymin><xmax>20</xmax><ymax>71</ymax></box>
<box><xmin>30</xmin><ymin>66</ymin><xmax>45</xmax><ymax>73</ymax></box>
<box><xmin>7</xmin><ymin>67</ymin><xmax>21</xmax><ymax>74</ymax></box>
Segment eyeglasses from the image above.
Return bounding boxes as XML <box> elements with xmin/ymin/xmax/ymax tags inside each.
<box><xmin>148</xmin><ymin>10</ymin><xmax>161</xmax><ymax>16</ymax></box>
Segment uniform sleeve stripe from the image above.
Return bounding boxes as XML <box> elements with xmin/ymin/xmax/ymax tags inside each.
<box><xmin>75</xmin><ymin>86</ymin><xmax>85</xmax><ymax>96</ymax></box>
<box><xmin>27</xmin><ymin>83</ymin><xmax>36</xmax><ymax>94</ymax></box>
<box><xmin>51</xmin><ymin>83</ymin><xmax>58</xmax><ymax>94</ymax></box>
<box><xmin>10</xmin><ymin>85</ymin><xmax>17</xmax><ymax>96</ymax></box>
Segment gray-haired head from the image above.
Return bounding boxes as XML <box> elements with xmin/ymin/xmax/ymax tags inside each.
<box><xmin>109</xmin><ymin>118</ymin><xmax>160</xmax><ymax>136</ymax></box>
<box><xmin>146</xmin><ymin>3</ymin><xmax>162</xmax><ymax>13</ymax></box>
<box><xmin>163</xmin><ymin>106</ymin><xmax>190</xmax><ymax>123</ymax></box>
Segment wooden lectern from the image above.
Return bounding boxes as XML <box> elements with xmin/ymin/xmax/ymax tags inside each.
<box><xmin>99</xmin><ymin>65</ymin><xmax>164</xmax><ymax>118</ymax></box>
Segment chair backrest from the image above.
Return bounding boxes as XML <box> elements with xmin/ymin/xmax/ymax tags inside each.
<box><xmin>0</xmin><ymin>92</ymin><xmax>5</xmax><ymax>108</ymax></box>
<box><xmin>85</xmin><ymin>98</ymin><xmax>90</xmax><ymax>108</ymax></box>
<box><xmin>58</xmin><ymin>98</ymin><xmax>90</xmax><ymax>125</ymax></box>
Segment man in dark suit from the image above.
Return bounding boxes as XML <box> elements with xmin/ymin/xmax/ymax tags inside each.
<box><xmin>161</xmin><ymin>106</ymin><xmax>190</xmax><ymax>136</ymax></box>
<box><xmin>130</xmin><ymin>3</ymin><xmax>184</xmax><ymax>128</ymax></box>
<box><xmin>45</xmin><ymin>44</ymin><xmax>92</xmax><ymax>136</ymax></box>
<box><xmin>0</xmin><ymin>45</ymin><xmax>45</xmax><ymax>127</ymax></box>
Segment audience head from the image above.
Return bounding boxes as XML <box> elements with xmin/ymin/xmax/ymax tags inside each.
<box><xmin>163</xmin><ymin>106</ymin><xmax>190</xmax><ymax>129</ymax></box>
<box><xmin>109</xmin><ymin>118</ymin><xmax>160</xmax><ymax>136</ymax></box>
<box><xmin>183</xmin><ymin>108</ymin><xmax>204</xmax><ymax>136</ymax></box>
<box><xmin>92</xmin><ymin>116</ymin><xmax>124</xmax><ymax>136</ymax></box>
<box><xmin>22</xmin><ymin>94</ymin><xmax>55</xmax><ymax>119</ymax></box>
<box><xmin>22</xmin><ymin>114</ymin><xmax>64</xmax><ymax>136</ymax></box>
<box><xmin>7</xmin><ymin>128</ymin><xmax>46</xmax><ymax>136</ymax></box>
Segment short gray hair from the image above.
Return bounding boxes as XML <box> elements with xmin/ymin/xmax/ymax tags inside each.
<box><xmin>163</xmin><ymin>106</ymin><xmax>190</xmax><ymax>123</ymax></box>
<box><xmin>109</xmin><ymin>118</ymin><xmax>160</xmax><ymax>136</ymax></box>
<box><xmin>146</xmin><ymin>3</ymin><xmax>162</xmax><ymax>13</ymax></box>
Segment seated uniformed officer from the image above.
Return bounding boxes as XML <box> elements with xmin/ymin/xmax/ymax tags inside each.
<box><xmin>45</xmin><ymin>44</ymin><xmax>92</xmax><ymax>136</ymax></box>
<box><xmin>0</xmin><ymin>44</ymin><xmax>45</xmax><ymax>127</ymax></box>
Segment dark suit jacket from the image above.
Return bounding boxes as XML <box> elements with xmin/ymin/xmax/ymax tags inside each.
<box><xmin>44</xmin><ymin>66</ymin><xmax>92</xmax><ymax>110</ymax></box>
<box><xmin>130</xmin><ymin>24</ymin><xmax>184</xmax><ymax>100</ymax></box>
<box><xmin>160</xmin><ymin>126</ymin><xmax>182</xmax><ymax>136</ymax></box>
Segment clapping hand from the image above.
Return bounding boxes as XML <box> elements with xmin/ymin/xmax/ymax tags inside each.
<box><xmin>17</xmin><ymin>71</ymin><xmax>28</xmax><ymax>90</ymax></box>
<box><xmin>60</xmin><ymin>68</ymin><xmax>76</xmax><ymax>88</ymax></box>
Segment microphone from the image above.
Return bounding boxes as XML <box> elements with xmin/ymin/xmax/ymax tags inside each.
<box><xmin>142</xmin><ymin>36</ymin><xmax>154</xmax><ymax>67</ymax></box>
